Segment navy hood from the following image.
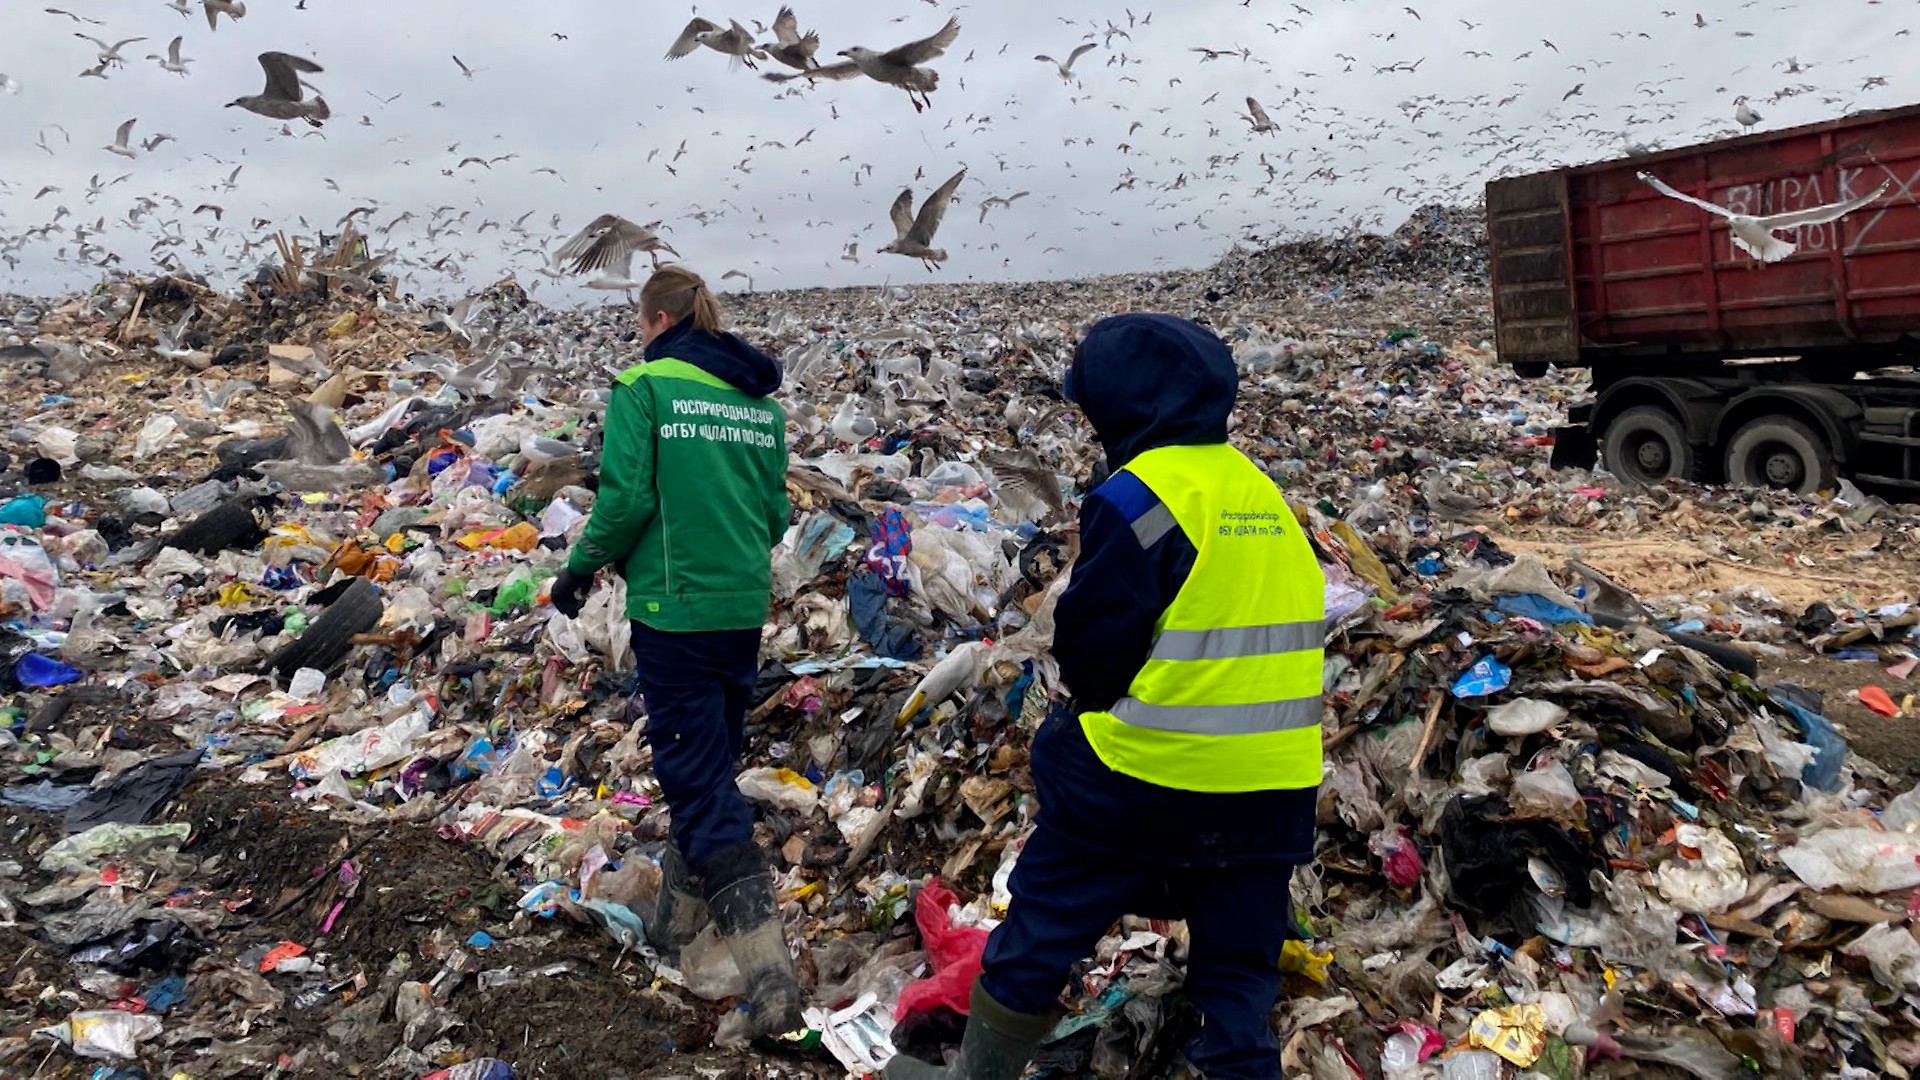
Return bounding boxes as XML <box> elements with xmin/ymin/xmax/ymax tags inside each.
<box><xmin>1064</xmin><ymin>313</ymin><xmax>1236</xmax><ymax>469</ymax></box>
<box><xmin>644</xmin><ymin>316</ymin><xmax>782</xmax><ymax>397</ymax></box>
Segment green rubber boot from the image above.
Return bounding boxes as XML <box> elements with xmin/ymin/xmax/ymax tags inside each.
<box><xmin>885</xmin><ymin>978</ymin><xmax>1054</xmax><ymax>1080</ymax></box>
<box><xmin>704</xmin><ymin>843</ymin><xmax>806</xmax><ymax>1038</ymax></box>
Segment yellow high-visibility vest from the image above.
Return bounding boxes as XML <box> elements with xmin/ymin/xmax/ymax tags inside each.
<box><xmin>1079</xmin><ymin>443</ymin><xmax>1326</xmax><ymax>792</ymax></box>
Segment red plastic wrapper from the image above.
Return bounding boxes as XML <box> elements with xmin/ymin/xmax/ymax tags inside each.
<box><xmin>894</xmin><ymin>879</ymin><xmax>990</xmax><ymax>1021</ymax></box>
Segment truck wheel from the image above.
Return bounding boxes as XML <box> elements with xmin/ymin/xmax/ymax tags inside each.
<box><xmin>1724</xmin><ymin>416</ymin><xmax>1837</xmax><ymax>496</ymax></box>
<box><xmin>1602</xmin><ymin>406</ymin><xmax>1694</xmax><ymax>485</ymax></box>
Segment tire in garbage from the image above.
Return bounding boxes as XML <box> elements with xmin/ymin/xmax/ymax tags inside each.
<box><xmin>262</xmin><ymin>577</ymin><xmax>384</xmax><ymax>677</ymax></box>
<box><xmin>1723</xmin><ymin>415</ymin><xmax>1838</xmax><ymax>496</ymax></box>
<box><xmin>162</xmin><ymin>496</ymin><xmax>267</xmax><ymax>556</ymax></box>
<box><xmin>1601</xmin><ymin>405</ymin><xmax>1694</xmax><ymax>485</ymax></box>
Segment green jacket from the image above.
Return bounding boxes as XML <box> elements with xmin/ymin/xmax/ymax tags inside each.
<box><xmin>567</xmin><ymin>323</ymin><xmax>788</xmax><ymax>632</ymax></box>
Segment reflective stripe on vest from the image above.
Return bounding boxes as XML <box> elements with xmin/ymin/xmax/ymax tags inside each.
<box><xmin>1078</xmin><ymin>442</ymin><xmax>1326</xmax><ymax>793</ymax></box>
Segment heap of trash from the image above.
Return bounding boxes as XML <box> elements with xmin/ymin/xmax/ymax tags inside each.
<box><xmin>0</xmin><ymin>214</ymin><xmax>1913</xmax><ymax>1078</ymax></box>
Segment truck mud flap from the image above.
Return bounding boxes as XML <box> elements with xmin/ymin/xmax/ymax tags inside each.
<box><xmin>1549</xmin><ymin>426</ymin><xmax>1598</xmax><ymax>471</ymax></box>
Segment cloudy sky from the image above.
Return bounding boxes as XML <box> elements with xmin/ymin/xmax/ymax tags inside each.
<box><xmin>0</xmin><ymin>0</ymin><xmax>1913</xmax><ymax>302</ymax></box>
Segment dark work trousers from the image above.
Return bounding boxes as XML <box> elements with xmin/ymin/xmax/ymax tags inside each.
<box><xmin>979</xmin><ymin>713</ymin><xmax>1309</xmax><ymax>1080</ymax></box>
<box><xmin>630</xmin><ymin>621</ymin><xmax>762</xmax><ymax>880</ymax></box>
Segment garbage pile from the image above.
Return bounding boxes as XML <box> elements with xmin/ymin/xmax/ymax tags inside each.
<box><xmin>0</xmin><ymin>218</ymin><xmax>1912</xmax><ymax>1078</ymax></box>
<box><xmin>1225</xmin><ymin>203</ymin><xmax>1490</xmax><ymax>287</ymax></box>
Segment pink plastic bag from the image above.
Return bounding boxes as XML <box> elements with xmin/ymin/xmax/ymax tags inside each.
<box><xmin>894</xmin><ymin>879</ymin><xmax>989</xmax><ymax>1021</ymax></box>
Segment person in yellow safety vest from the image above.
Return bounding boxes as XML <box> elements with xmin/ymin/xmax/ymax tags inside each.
<box><xmin>887</xmin><ymin>314</ymin><xmax>1325</xmax><ymax>1080</ymax></box>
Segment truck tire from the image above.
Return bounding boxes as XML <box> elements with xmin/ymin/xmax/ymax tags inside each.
<box><xmin>1724</xmin><ymin>416</ymin><xmax>1837</xmax><ymax>496</ymax></box>
<box><xmin>1602</xmin><ymin>406</ymin><xmax>1694</xmax><ymax>485</ymax></box>
<box><xmin>262</xmin><ymin>577</ymin><xmax>384</xmax><ymax>677</ymax></box>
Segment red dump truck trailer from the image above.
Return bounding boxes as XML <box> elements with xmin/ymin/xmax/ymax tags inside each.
<box><xmin>1487</xmin><ymin>104</ymin><xmax>1920</xmax><ymax>493</ymax></box>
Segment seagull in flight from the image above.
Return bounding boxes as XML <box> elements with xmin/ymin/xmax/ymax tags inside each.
<box><xmin>1637</xmin><ymin>170</ymin><xmax>1892</xmax><ymax>262</ymax></box>
<box><xmin>1035</xmin><ymin>42</ymin><xmax>1097</xmax><ymax>81</ymax></box>
<box><xmin>552</xmin><ymin>214</ymin><xmax>680</xmax><ymax>294</ymax></box>
<box><xmin>978</xmin><ymin>190</ymin><xmax>1029</xmax><ymax>222</ymax></box>
<box><xmin>880</xmin><ymin>166</ymin><xmax>967</xmax><ymax>269</ymax></box>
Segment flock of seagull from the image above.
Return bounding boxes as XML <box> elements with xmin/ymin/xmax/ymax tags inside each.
<box><xmin>0</xmin><ymin>1</ymin><xmax>1910</xmax><ymax>297</ymax></box>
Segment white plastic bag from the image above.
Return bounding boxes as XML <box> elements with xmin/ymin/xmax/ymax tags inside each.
<box><xmin>1781</xmin><ymin>828</ymin><xmax>1920</xmax><ymax>893</ymax></box>
<box><xmin>1511</xmin><ymin>759</ymin><xmax>1580</xmax><ymax>812</ymax></box>
<box><xmin>1843</xmin><ymin>922</ymin><xmax>1920</xmax><ymax>991</ymax></box>
<box><xmin>1487</xmin><ymin>698</ymin><xmax>1568</xmax><ymax>737</ymax></box>
<box><xmin>36</xmin><ymin>1011</ymin><xmax>163</xmax><ymax>1060</ymax></box>
<box><xmin>1655</xmin><ymin>825</ymin><xmax>1747</xmax><ymax>913</ymax></box>
<box><xmin>736</xmin><ymin>767</ymin><xmax>820</xmax><ymax>814</ymax></box>
<box><xmin>134</xmin><ymin>415</ymin><xmax>182</xmax><ymax>457</ymax></box>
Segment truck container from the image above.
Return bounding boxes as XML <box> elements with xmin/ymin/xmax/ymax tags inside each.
<box><xmin>1487</xmin><ymin>103</ymin><xmax>1920</xmax><ymax>493</ymax></box>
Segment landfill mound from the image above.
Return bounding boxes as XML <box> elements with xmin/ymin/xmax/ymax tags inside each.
<box><xmin>0</xmin><ymin>231</ymin><xmax>1914</xmax><ymax>1079</ymax></box>
<box><xmin>1220</xmin><ymin>203</ymin><xmax>1490</xmax><ymax>286</ymax></box>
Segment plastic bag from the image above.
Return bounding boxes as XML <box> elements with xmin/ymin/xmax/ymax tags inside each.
<box><xmin>1451</xmin><ymin>656</ymin><xmax>1511</xmax><ymax>698</ymax></box>
<box><xmin>1781</xmin><ymin>828</ymin><xmax>1920</xmax><ymax>893</ymax></box>
<box><xmin>1843</xmin><ymin>922</ymin><xmax>1920</xmax><ymax>992</ymax></box>
<box><xmin>895</xmin><ymin>879</ymin><xmax>989</xmax><ymax>1021</ymax></box>
<box><xmin>289</xmin><ymin>708</ymin><xmax>430</xmax><ymax>781</ymax></box>
<box><xmin>1486</xmin><ymin>697</ymin><xmax>1568</xmax><ymax>737</ymax></box>
<box><xmin>1511</xmin><ymin>759</ymin><xmax>1580</xmax><ymax>812</ymax></box>
<box><xmin>35</xmin><ymin>1010</ymin><xmax>163</xmax><ymax>1060</ymax></box>
<box><xmin>1655</xmin><ymin>825</ymin><xmax>1747</xmax><ymax>914</ymax></box>
<box><xmin>736</xmin><ymin>767</ymin><xmax>819</xmax><ymax>814</ymax></box>
<box><xmin>39</xmin><ymin>822</ymin><xmax>192</xmax><ymax>873</ymax></box>
<box><xmin>134</xmin><ymin>415</ymin><xmax>183</xmax><ymax>458</ymax></box>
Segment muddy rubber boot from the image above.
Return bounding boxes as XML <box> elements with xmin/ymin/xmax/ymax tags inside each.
<box><xmin>703</xmin><ymin>843</ymin><xmax>805</xmax><ymax>1037</ymax></box>
<box><xmin>885</xmin><ymin>978</ymin><xmax>1054</xmax><ymax>1080</ymax></box>
<box><xmin>644</xmin><ymin>843</ymin><xmax>710</xmax><ymax>962</ymax></box>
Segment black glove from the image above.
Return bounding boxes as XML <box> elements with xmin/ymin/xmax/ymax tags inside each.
<box><xmin>550</xmin><ymin>567</ymin><xmax>591</xmax><ymax>618</ymax></box>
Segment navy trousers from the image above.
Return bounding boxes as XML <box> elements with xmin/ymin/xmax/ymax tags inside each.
<box><xmin>979</xmin><ymin>715</ymin><xmax>1306</xmax><ymax>1080</ymax></box>
<box><xmin>630</xmin><ymin>621</ymin><xmax>761</xmax><ymax>880</ymax></box>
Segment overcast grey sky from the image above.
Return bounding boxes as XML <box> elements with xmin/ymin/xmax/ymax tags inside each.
<box><xmin>0</xmin><ymin>0</ymin><xmax>1913</xmax><ymax>302</ymax></box>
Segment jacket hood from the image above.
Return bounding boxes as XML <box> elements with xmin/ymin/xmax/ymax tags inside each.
<box><xmin>644</xmin><ymin>316</ymin><xmax>783</xmax><ymax>397</ymax></box>
<box><xmin>1064</xmin><ymin>313</ymin><xmax>1236</xmax><ymax>468</ymax></box>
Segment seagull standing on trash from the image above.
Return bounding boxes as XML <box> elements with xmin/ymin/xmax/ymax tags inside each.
<box><xmin>1637</xmin><ymin>170</ymin><xmax>1891</xmax><ymax>262</ymax></box>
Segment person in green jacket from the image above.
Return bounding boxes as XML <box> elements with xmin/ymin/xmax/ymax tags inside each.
<box><xmin>549</xmin><ymin>265</ymin><xmax>801</xmax><ymax>1036</ymax></box>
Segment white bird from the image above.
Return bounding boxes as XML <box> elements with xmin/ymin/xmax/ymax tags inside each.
<box><xmin>899</xmin><ymin>641</ymin><xmax>990</xmax><ymax>723</ymax></box>
<box><xmin>880</xmin><ymin>167</ymin><xmax>967</xmax><ymax>269</ymax></box>
<box><xmin>768</xmin><ymin>17</ymin><xmax>959</xmax><ymax>113</ymax></box>
<box><xmin>840</xmin><ymin>241</ymin><xmax>860</xmax><ymax>262</ymax></box>
<box><xmin>202</xmin><ymin>0</ymin><xmax>245</xmax><ymax>31</ymax></box>
<box><xmin>553</xmin><ymin>214</ymin><xmax>680</xmax><ymax>294</ymax></box>
<box><xmin>103</xmin><ymin>118</ymin><xmax>138</xmax><ymax>159</ymax></box>
<box><xmin>0</xmin><ymin>74</ymin><xmax>19</xmax><ymax>96</ymax></box>
<box><xmin>152</xmin><ymin>305</ymin><xmax>199</xmax><ymax>363</ymax></box>
<box><xmin>830</xmin><ymin>396</ymin><xmax>878</xmax><ymax>444</ymax></box>
<box><xmin>721</xmin><ymin>268</ymin><xmax>755</xmax><ymax>291</ymax></box>
<box><xmin>1035</xmin><ymin>42</ymin><xmax>1098</xmax><ymax>81</ymax></box>
<box><xmin>977</xmin><ymin>191</ymin><xmax>1029</xmax><ymax>223</ymax></box>
<box><xmin>1734</xmin><ymin>96</ymin><xmax>1762</xmax><ymax>130</ymax></box>
<box><xmin>164</xmin><ymin>0</ymin><xmax>192</xmax><ymax>15</ymax></box>
<box><xmin>1637</xmin><ymin>171</ymin><xmax>1893</xmax><ymax>263</ymax></box>
<box><xmin>1243</xmin><ymin>96</ymin><xmax>1276</xmax><ymax>134</ymax></box>
<box><xmin>150</xmin><ymin>36</ymin><xmax>193</xmax><ymax>76</ymax></box>
<box><xmin>665</xmin><ymin>17</ymin><xmax>765</xmax><ymax>68</ymax></box>
<box><xmin>76</xmin><ymin>34</ymin><xmax>146</xmax><ymax>68</ymax></box>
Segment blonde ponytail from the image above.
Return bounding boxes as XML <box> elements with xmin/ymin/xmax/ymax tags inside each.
<box><xmin>640</xmin><ymin>264</ymin><xmax>724</xmax><ymax>334</ymax></box>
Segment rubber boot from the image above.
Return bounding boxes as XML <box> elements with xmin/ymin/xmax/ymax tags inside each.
<box><xmin>703</xmin><ymin>842</ymin><xmax>806</xmax><ymax>1037</ymax></box>
<box><xmin>644</xmin><ymin>843</ymin><xmax>710</xmax><ymax>962</ymax></box>
<box><xmin>884</xmin><ymin>978</ymin><xmax>1054</xmax><ymax>1080</ymax></box>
